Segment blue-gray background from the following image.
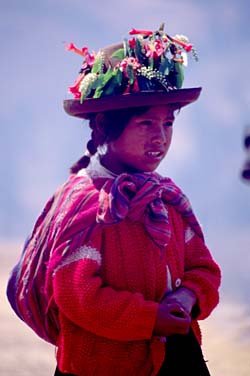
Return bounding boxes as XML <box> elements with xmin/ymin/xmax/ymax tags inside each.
<box><xmin>1</xmin><ymin>0</ymin><xmax>250</xmax><ymax>307</ymax></box>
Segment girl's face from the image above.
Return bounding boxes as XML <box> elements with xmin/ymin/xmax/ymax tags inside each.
<box><xmin>101</xmin><ymin>105</ymin><xmax>175</xmax><ymax>174</ymax></box>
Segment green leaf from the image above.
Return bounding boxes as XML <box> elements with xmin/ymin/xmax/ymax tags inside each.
<box><xmin>168</xmin><ymin>62</ymin><xmax>184</xmax><ymax>89</ymax></box>
<box><xmin>123</xmin><ymin>38</ymin><xmax>131</xmax><ymax>57</ymax></box>
<box><xmin>91</xmin><ymin>57</ymin><xmax>103</xmax><ymax>74</ymax></box>
<box><xmin>135</xmin><ymin>38</ymin><xmax>145</xmax><ymax>63</ymax></box>
<box><xmin>101</xmin><ymin>70</ymin><xmax>123</xmax><ymax>96</ymax></box>
<box><xmin>148</xmin><ymin>57</ymin><xmax>154</xmax><ymax>69</ymax></box>
<box><xmin>159</xmin><ymin>57</ymin><xmax>171</xmax><ymax>76</ymax></box>
<box><xmin>111</xmin><ymin>48</ymin><xmax>125</xmax><ymax>60</ymax></box>
<box><xmin>93</xmin><ymin>69</ymin><xmax>123</xmax><ymax>98</ymax></box>
<box><xmin>126</xmin><ymin>65</ymin><xmax>134</xmax><ymax>85</ymax></box>
<box><xmin>93</xmin><ymin>69</ymin><xmax>112</xmax><ymax>98</ymax></box>
<box><xmin>173</xmin><ymin>62</ymin><xmax>184</xmax><ymax>88</ymax></box>
<box><xmin>115</xmin><ymin>69</ymin><xmax>123</xmax><ymax>85</ymax></box>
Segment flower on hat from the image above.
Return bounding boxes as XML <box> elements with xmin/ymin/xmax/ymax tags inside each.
<box><xmin>66</xmin><ymin>43</ymin><xmax>85</xmax><ymax>55</ymax></box>
<box><xmin>128</xmin><ymin>38</ymin><xmax>136</xmax><ymax>49</ymax></box>
<box><xmin>129</xmin><ymin>28</ymin><xmax>153</xmax><ymax>37</ymax></box>
<box><xmin>66</xmin><ymin>24</ymin><xmax>198</xmax><ymax>102</ymax></box>
<box><xmin>118</xmin><ymin>57</ymin><xmax>141</xmax><ymax>92</ymax></box>
<box><xmin>66</xmin><ymin>43</ymin><xmax>96</xmax><ymax>68</ymax></box>
<box><xmin>68</xmin><ymin>74</ymin><xmax>85</xmax><ymax>99</ymax></box>
<box><xmin>171</xmin><ymin>34</ymin><xmax>193</xmax><ymax>52</ymax></box>
<box><xmin>144</xmin><ymin>39</ymin><xmax>165</xmax><ymax>58</ymax></box>
<box><xmin>65</xmin><ymin>43</ymin><xmax>98</xmax><ymax>98</ymax></box>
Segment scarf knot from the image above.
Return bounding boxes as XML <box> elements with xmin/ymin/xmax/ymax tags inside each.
<box><xmin>97</xmin><ymin>173</ymin><xmax>203</xmax><ymax>248</ymax></box>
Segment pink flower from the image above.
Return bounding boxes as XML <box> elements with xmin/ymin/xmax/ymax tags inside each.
<box><xmin>81</xmin><ymin>47</ymin><xmax>88</xmax><ymax>55</ymax></box>
<box><xmin>86</xmin><ymin>52</ymin><xmax>96</xmax><ymax>67</ymax></box>
<box><xmin>119</xmin><ymin>60</ymin><xmax>128</xmax><ymax>70</ymax></box>
<box><xmin>145</xmin><ymin>40</ymin><xmax>164</xmax><ymax>58</ymax></box>
<box><xmin>162</xmin><ymin>35</ymin><xmax>169</xmax><ymax>43</ymax></box>
<box><xmin>129</xmin><ymin>28</ymin><xmax>153</xmax><ymax>37</ymax></box>
<box><xmin>127</xmin><ymin>57</ymin><xmax>140</xmax><ymax>68</ymax></box>
<box><xmin>154</xmin><ymin>39</ymin><xmax>164</xmax><ymax>56</ymax></box>
<box><xmin>65</xmin><ymin>42</ymin><xmax>75</xmax><ymax>51</ymax></box>
<box><xmin>65</xmin><ymin>42</ymin><xmax>86</xmax><ymax>57</ymax></box>
<box><xmin>119</xmin><ymin>57</ymin><xmax>141</xmax><ymax>93</ymax></box>
<box><xmin>144</xmin><ymin>42</ymin><xmax>154</xmax><ymax>58</ymax></box>
<box><xmin>119</xmin><ymin>57</ymin><xmax>140</xmax><ymax>71</ymax></box>
<box><xmin>68</xmin><ymin>73</ymin><xmax>85</xmax><ymax>99</ymax></box>
<box><xmin>65</xmin><ymin>43</ymin><xmax>96</xmax><ymax>66</ymax></box>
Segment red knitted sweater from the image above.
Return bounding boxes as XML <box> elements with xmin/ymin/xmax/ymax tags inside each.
<box><xmin>48</xmin><ymin>171</ymin><xmax>221</xmax><ymax>376</ymax></box>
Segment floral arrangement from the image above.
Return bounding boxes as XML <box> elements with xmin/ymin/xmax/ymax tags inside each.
<box><xmin>66</xmin><ymin>24</ymin><xmax>198</xmax><ymax>103</ymax></box>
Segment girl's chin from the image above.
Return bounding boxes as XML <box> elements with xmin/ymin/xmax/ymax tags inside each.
<box><xmin>125</xmin><ymin>164</ymin><xmax>159</xmax><ymax>174</ymax></box>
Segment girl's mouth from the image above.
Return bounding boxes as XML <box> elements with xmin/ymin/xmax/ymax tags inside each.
<box><xmin>146</xmin><ymin>151</ymin><xmax>163</xmax><ymax>158</ymax></box>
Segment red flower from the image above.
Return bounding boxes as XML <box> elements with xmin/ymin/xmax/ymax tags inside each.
<box><xmin>81</xmin><ymin>47</ymin><xmax>88</xmax><ymax>55</ymax></box>
<box><xmin>171</xmin><ymin>37</ymin><xmax>193</xmax><ymax>52</ymax></box>
<box><xmin>128</xmin><ymin>38</ymin><xmax>136</xmax><ymax>49</ymax></box>
<box><xmin>131</xmin><ymin>77</ymin><xmax>139</xmax><ymax>92</ymax></box>
<box><xmin>65</xmin><ymin>43</ymin><xmax>96</xmax><ymax>66</ymax></box>
<box><xmin>129</xmin><ymin>28</ymin><xmax>153</xmax><ymax>36</ymax></box>
<box><xmin>65</xmin><ymin>42</ymin><xmax>86</xmax><ymax>57</ymax></box>
<box><xmin>65</xmin><ymin>42</ymin><xmax>75</xmax><ymax>51</ymax></box>
<box><xmin>68</xmin><ymin>73</ymin><xmax>85</xmax><ymax>99</ymax></box>
<box><xmin>86</xmin><ymin>52</ymin><xmax>96</xmax><ymax>67</ymax></box>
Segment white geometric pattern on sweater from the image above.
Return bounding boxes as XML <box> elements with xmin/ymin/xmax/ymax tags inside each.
<box><xmin>165</xmin><ymin>265</ymin><xmax>173</xmax><ymax>293</ymax></box>
<box><xmin>184</xmin><ymin>226</ymin><xmax>195</xmax><ymax>243</ymax></box>
<box><xmin>53</xmin><ymin>245</ymin><xmax>102</xmax><ymax>276</ymax></box>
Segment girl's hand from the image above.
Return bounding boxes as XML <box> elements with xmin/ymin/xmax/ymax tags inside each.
<box><xmin>161</xmin><ymin>287</ymin><xmax>197</xmax><ymax>316</ymax></box>
<box><xmin>154</xmin><ymin>302</ymin><xmax>191</xmax><ymax>336</ymax></box>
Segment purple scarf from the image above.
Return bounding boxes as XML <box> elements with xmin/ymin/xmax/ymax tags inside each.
<box><xmin>97</xmin><ymin>172</ymin><xmax>203</xmax><ymax>247</ymax></box>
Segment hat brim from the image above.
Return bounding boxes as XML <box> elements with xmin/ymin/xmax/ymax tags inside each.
<box><xmin>63</xmin><ymin>87</ymin><xmax>202</xmax><ymax>119</ymax></box>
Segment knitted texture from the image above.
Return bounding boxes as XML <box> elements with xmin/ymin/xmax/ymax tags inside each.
<box><xmin>7</xmin><ymin>171</ymin><xmax>221</xmax><ymax>376</ymax></box>
<box><xmin>52</xmin><ymin>206</ymin><xmax>220</xmax><ymax>375</ymax></box>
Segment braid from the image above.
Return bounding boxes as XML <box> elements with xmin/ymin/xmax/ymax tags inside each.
<box><xmin>87</xmin><ymin>137</ymin><xmax>98</xmax><ymax>155</ymax></box>
<box><xmin>70</xmin><ymin>120</ymin><xmax>100</xmax><ymax>174</ymax></box>
<box><xmin>70</xmin><ymin>154</ymin><xmax>90</xmax><ymax>174</ymax></box>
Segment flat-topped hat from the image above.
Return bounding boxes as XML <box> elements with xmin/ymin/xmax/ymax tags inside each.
<box><xmin>63</xmin><ymin>23</ymin><xmax>201</xmax><ymax>119</ymax></box>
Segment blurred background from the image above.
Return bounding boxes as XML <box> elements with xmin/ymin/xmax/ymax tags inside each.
<box><xmin>1</xmin><ymin>0</ymin><xmax>250</xmax><ymax>375</ymax></box>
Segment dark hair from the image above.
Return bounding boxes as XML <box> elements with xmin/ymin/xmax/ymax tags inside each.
<box><xmin>70</xmin><ymin>106</ymin><xmax>150</xmax><ymax>173</ymax></box>
<box><xmin>70</xmin><ymin>104</ymin><xmax>180</xmax><ymax>173</ymax></box>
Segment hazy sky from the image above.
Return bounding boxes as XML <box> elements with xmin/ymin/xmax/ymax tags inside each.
<box><xmin>1</xmin><ymin>0</ymin><xmax>250</xmax><ymax>306</ymax></box>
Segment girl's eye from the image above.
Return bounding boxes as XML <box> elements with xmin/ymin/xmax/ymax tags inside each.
<box><xmin>164</xmin><ymin>121</ymin><xmax>173</xmax><ymax>127</ymax></box>
<box><xmin>138</xmin><ymin>120</ymin><xmax>173</xmax><ymax>127</ymax></box>
<box><xmin>140</xmin><ymin>120</ymin><xmax>153</xmax><ymax>126</ymax></box>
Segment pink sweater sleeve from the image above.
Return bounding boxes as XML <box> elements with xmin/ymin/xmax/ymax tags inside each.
<box><xmin>181</xmin><ymin>232</ymin><xmax>221</xmax><ymax>320</ymax></box>
<box><xmin>52</xmin><ymin>239</ymin><xmax>158</xmax><ymax>342</ymax></box>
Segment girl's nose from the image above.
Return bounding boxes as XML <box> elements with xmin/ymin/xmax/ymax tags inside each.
<box><xmin>151</xmin><ymin>126</ymin><xmax>167</xmax><ymax>144</ymax></box>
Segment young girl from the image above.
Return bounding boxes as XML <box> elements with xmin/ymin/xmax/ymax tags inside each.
<box><xmin>7</xmin><ymin>25</ymin><xmax>221</xmax><ymax>376</ymax></box>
